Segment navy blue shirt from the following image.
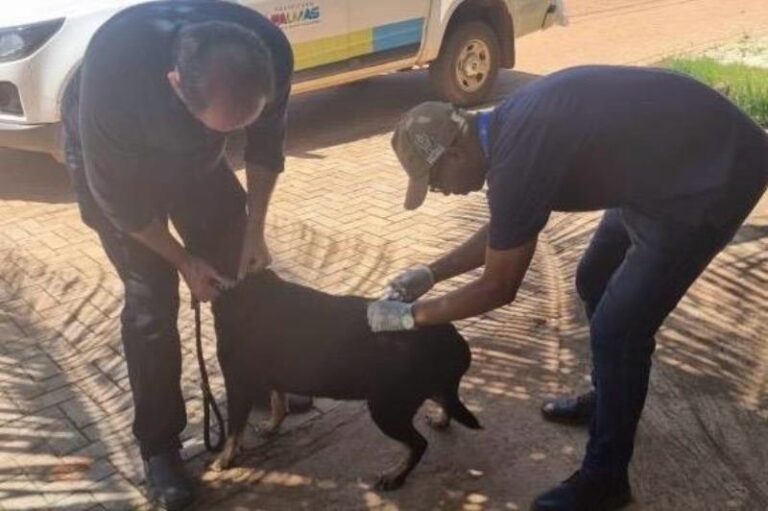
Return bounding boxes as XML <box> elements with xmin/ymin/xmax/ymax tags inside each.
<box><xmin>485</xmin><ymin>65</ymin><xmax>768</xmax><ymax>250</ymax></box>
<box><xmin>77</xmin><ymin>1</ymin><xmax>293</xmax><ymax>232</ymax></box>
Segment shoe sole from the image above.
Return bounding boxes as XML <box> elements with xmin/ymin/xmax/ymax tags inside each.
<box><xmin>147</xmin><ymin>483</ymin><xmax>196</xmax><ymax>511</ymax></box>
<box><xmin>540</xmin><ymin>409</ymin><xmax>592</xmax><ymax>426</ymax></box>
<box><xmin>529</xmin><ymin>492</ymin><xmax>631</xmax><ymax>511</ymax></box>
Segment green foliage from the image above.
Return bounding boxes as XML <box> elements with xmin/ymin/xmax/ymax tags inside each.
<box><xmin>664</xmin><ymin>57</ymin><xmax>768</xmax><ymax>127</ymax></box>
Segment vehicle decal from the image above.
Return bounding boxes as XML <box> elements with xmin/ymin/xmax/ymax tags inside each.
<box><xmin>270</xmin><ymin>2</ymin><xmax>321</xmax><ymax>29</ymax></box>
<box><xmin>372</xmin><ymin>18</ymin><xmax>424</xmax><ymax>53</ymax></box>
<box><xmin>289</xmin><ymin>17</ymin><xmax>425</xmax><ymax>71</ymax></box>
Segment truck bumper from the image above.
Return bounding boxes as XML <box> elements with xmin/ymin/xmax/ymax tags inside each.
<box><xmin>0</xmin><ymin>121</ymin><xmax>64</xmax><ymax>161</ymax></box>
<box><xmin>543</xmin><ymin>0</ymin><xmax>569</xmax><ymax>29</ymax></box>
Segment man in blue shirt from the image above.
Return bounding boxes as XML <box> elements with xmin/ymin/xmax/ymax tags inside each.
<box><xmin>368</xmin><ymin>66</ymin><xmax>768</xmax><ymax>510</ymax></box>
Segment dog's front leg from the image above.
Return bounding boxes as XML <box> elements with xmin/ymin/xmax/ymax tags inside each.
<box><xmin>211</xmin><ymin>430</ymin><xmax>245</xmax><ymax>472</ymax></box>
<box><xmin>259</xmin><ymin>391</ymin><xmax>287</xmax><ymax>437</ymax></box>
<box><xmin>211</xmin><ymin>380</ymin><xmax>251</xmax><ymax>472</ymax></box>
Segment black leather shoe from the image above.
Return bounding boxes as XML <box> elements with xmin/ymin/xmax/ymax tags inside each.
<box><xmin>541</xmin><ymin>390</ymin><xmax>595</xmax><ymax>425</ymax></box>
<box><xmin>143</xmin><ymin>450</ymin><xmax>195</xmax><ymax>511</ymax></box>
<box><xmin>531</xmin><ymin>469</ymin><xmax>632</xmax><ymax>511</ymax></box>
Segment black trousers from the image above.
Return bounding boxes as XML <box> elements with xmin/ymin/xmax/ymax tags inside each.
<box><xmin>63</xmin><ymin>96</ymin><xmax>247</xmax><ymax>458</ymax></box>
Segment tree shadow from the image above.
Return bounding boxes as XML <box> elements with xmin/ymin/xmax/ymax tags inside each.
<box><xmin>0</xmin><ymin>249</ymin><xmax>155</xmax><ymax>509</ymax></box>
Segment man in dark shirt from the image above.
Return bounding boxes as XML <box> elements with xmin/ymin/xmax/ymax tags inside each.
<box><xmin>367</xmin><ymin>66</ymin><xmax>768</xmax><ymax>510</ymax></box>
<box><xmin>62</xmin><ymin>2</ymin><xmax>305</xmax><ymax>509</ymax></box>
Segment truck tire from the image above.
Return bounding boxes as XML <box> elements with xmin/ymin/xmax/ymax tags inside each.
<box><xmin>429</xmin><ymin>21</ymin><xmax>500</xmax><ymax>106</ymax></box>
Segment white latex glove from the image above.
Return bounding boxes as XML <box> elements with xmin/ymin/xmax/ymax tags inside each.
<box><xmin>367</xmin><ymin>300</ymin><xmax>415</xmax><ymax>333</ymax></box>
<box><xmin>386</xmin><ymin>265</ymin><xmax>435</xmax><ymax>302</ymax></box>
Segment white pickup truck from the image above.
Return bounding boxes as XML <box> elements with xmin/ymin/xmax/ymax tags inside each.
<box><xmin>0</xmin><ymin>0</ymin><xmax>566</xmax><ymax>160</ymax></box>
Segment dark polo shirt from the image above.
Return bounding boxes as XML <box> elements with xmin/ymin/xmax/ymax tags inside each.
<box><xmin>77</xmin><ymin>0</ymin><xmax>293</xmax><ymax>232</ymax></box>
<box><xmin>484</xmin><ymin>65</ymin><xmax>768</xmax><ymax>249</ymax></box>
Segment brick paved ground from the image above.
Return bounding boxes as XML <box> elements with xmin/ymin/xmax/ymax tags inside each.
<box><xmin>1</xmin><ymin>1</ymin><xmax>768</xmax><ymax>509</ymax></box>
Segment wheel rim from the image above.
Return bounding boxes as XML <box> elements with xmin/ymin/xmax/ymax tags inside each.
<box><xmin>454</xmin><ymin>38</ymin><xmax>492</xmax><ymax>93</ymax></box>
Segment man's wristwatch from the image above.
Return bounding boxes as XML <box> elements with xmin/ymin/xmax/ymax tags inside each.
<box><xmin>401</xmin><ymin>303</ymin><xmax>415</xmax><ymax>330</ymax></box>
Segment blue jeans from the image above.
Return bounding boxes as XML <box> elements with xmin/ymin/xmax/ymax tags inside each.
<box><xmin>576</xmin><ymin>166</ymin><xmax>766</xmax><ymax>476</ymax></box>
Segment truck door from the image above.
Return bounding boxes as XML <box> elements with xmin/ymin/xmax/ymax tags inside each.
<box><xmin>347</xmin><ymin>0</ymin><xmax>431</xmax><ymax>66</ymax></box>
<box><xmin>240</xmin><ymin>0</ymin><xmax>351</xmax><ymax>75</ymax></box>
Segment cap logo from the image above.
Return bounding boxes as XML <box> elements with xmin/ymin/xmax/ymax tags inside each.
<box><xmin>450</xmin><ymin>110</ymin><xmax>465</xmax><ymax>126</ymax></box>
<box><xmin>413</xmin><ymin>132</ymin><xmax>445</xmax><ymax>166</ymax></box>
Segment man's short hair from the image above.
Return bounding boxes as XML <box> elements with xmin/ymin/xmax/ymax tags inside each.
<box><xmin>173</xmin><ymin>20</ymin><xmax>275</xmax><ymax>114</ymax></box>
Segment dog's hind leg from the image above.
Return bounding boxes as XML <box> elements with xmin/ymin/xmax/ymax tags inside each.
<box><xmin>437</xmin><ymin>384</ymin><xmax>481</xmax><ymax>430</ymax></box>
<box><xmin>211</xmin><ymin>382</ymin><xmax>252</xmax><ymax>472</ymax></box>
<box><xmin>368</xmin><ymin>396</ymin><xmax>427</xmax><ymax>491</ymax></box>
<box><xmin>259</xmin><ymin>391</ymin><xmax>287</xmax><ymax>437</ymax></box>
<box><xmin>425</xmin><ymin>399</ymin><xmax>451</xmax><ymax>430</ymax></box>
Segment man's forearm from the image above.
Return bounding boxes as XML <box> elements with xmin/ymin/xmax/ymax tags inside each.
<box><xmin>413</xmin><ymin>276</ymin><xmax>513</xmax><ymax>326</ymax></box>
<box><xmin>237</xmin><ymin>163</ymin><xmax>280</xmax><ymax>277</ymax></box>
<box><xmin>415</xmin><ymin>237</ymin><xmax>536</xmax><ymax>327</ymax></box>
<box><xmin>128</xmin><ymin>218</ymin><xmax>188</xmax><ymax>270</ymax></box>
<box><xmin>245</xmin><ymin>163</ymin><xmax>279</xmax><ymax>229</ymax></box>
<box><xmin>429</xmin><ymin>224</ymin><xmax>489</xmax><ymax>283</ymax></box>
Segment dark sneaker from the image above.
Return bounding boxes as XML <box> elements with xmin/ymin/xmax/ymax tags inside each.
<box><xmin>530</xmin><ymin>469</ymin><xmax>632</xmax><ymax>511</ymax></box>
<box><xmin>541</xmin><ymin>390</ymin><xmax>595</xmax><ymax>425</ymax></box>
<box><xmin>144</xmin><ymin>450</ymin><xmax>195</xmax><ymax>511</ymax></box>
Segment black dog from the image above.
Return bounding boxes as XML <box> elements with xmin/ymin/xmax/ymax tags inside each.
<box><xmin>210</xmin><ymin>270</ymin><xmax>481</xmax><ymax>490</ymax></box>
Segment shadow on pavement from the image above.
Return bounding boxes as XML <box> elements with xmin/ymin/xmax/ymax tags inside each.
<box><xmin>226</xmin><ymin>69</ymin><xmax>538</xmax><ymax>170</ymax></box>
<box><xmin>0</xmin><ymin>69</ymin><xmax>539</xmax><ymax>206</ymax></box>
<box><xmin>0</xmin><ymin>249</ymin><xmax>151</xmax><ymax>509</ymax></box>
<box><xmin>281</xmin><ymin>69</ymin><xmax>538</xmax><ymax>158</ymax></box>
<box><xmin>0</xmin><ymin>150</ymin><xmax>72</xmax><ymax>204</ymax></box>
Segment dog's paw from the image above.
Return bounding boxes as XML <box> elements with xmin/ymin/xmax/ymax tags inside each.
<box><xmin>210</xmin><ymin>456</ymin><xmax>231</xmax><ymax>472</ymax></box>
<box><xmin>211</xmin><ymin>446</ymin><xmax>241</xmax><ymax>472</ymax></box>
<box><xmin>374</xmin><ymin>474</ymin><xmax>406</xmax><ymax>491</ymax></box>
<box><xmin>258</xmin><ymin>421</ymin><xmax>280</xmax><ymax>437</ymax></box>
<box><xmin>425</xmin><ymin>410</ymin><xmax>451</xmax><ymax>431</ymax></box>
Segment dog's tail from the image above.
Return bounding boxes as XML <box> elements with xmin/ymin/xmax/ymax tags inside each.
<box><xmin>444</xmin><ymin>393</ymin><xmax>482</xmax><ymax>430</ymax></box>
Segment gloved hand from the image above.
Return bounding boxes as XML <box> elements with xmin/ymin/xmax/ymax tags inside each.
<box><xmin>386</xmin><ymin>264</ymin><xmax>435</xmax><ymax>302</ymax></box>
<box><xmin>367</xmin><ymin>300</ymin><xmax>415</xmax><ymax>333</ymax></box>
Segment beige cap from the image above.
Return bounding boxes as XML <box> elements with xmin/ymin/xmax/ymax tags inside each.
<box><xmin>391</xmin><ymin>102</ymin><xmax>465</xmax><ymax>210</ymax></box>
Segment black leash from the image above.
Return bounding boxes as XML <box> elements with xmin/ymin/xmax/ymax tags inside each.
<box><xmin>193</xmin><ymin>299</ymin><xmax>226</xmax><ymax>452</ymax></box>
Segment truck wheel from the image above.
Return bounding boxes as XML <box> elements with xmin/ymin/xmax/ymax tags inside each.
<box><xmin>429</xmin><ymin>21</ymin><xmax>500</xmax><ymax>106</ymax></box>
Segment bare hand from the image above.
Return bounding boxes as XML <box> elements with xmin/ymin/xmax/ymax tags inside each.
<box><xmin>238</xmin><ymin>231</ymin><xmax>273</xmax><ymax>280</ymax></box>
<box><xmin>179</xmin><ymin>256</ymin><xmax>234</xmax><ymax>302</ymax></box>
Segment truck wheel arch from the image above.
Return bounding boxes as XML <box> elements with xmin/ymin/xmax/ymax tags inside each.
<box><xmin>442</xmin><ymin>0</ymin><xmax>515</xmax><ymax>69</ymax></box>
<box><xmin>51</xmin><ymin>64</ymin><xmax>82</xmax><ymax>163</ymax></box>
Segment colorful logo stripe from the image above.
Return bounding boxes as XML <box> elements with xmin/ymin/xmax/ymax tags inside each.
<box><xmin>373</xmin><ymin>18</ymin><xmax>424</xmax><ymax>53</ymax></box>
<box><xmin>292</xmin><ymin>17</ymin><xmax>425</xmax><ymax>71</ymax></box>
